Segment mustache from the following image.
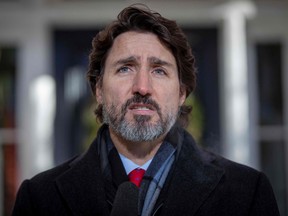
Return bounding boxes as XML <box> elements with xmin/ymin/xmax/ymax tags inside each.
<box><xmin>121</xmin><ymin>94</ymin><xmax>161</xmax><ymax>114</ymax></box>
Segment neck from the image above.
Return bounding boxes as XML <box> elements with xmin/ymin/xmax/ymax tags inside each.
<box><xmin>109</xmin><ymin>127</ymin><xmax>164</xmax><ymax>166</ymax></box>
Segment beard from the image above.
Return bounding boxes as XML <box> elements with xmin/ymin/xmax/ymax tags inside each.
<box><xmin>102</xmin><ymin>94</ymin><xmax>177</xmax><ymax>142</ymax></box>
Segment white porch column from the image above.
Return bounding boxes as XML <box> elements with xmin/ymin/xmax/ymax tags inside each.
<box><xmin>220</xmin><ymin>1</ymin><xmax>256</xmax><ymax>166</ymax></box>
<box><xmin>16</xmin><ymin>12</ymin><xmax>55</xmax><ymax>181</ymax></box>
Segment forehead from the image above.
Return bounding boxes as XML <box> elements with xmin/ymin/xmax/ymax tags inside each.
<box><xmin>105</xmin><ymin>31</ymin><xmax>176</xmax><ymax>66</ymax></box>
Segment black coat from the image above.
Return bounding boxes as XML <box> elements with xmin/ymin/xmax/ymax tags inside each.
<box><xmin>12</xmin><ymin>127</ymin><xmax>280</xmax><ymax>216</ymax></box>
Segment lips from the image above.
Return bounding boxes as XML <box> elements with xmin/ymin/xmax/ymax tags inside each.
<box><xmin>128</xmin><ymin>103</ymin><xmax>155</xmax><ymax>111</ymax></box>
<box><xmin>123</xmin><ymin>94</ymin><xmax>161</xmax><ymax>116</ymax></box>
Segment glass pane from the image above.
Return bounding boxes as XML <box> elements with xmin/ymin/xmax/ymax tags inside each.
<box><xmin>184</xmin><ymin>28</ymin><xmax>220</xmax><ymax>153</ymax></box>
<box><xmin>0</xmin><ymin>47</ymin><xmax>16</xmax><ymax>128</ymax></box>
<box><xmin>257</xmin><ymin>43</ymin><xmax>283</xmax><ymax>125</ymax></box>
<box><xmin>0</xmin><ymin>46</ymin><xmax>17</xmax><ymax>215</ymax></box>
<box><xmin>260</xmin><ymin>140</ymin><xmax>287</xmax><ymax>216</ymax></box>
<box><xmin>53</xmin><ymin>29</ymin><xmax>100</xmax><ymax>164</ymax></box>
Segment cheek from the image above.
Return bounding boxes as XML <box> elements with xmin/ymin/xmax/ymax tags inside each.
<box><xmin>163</xmin><ymin>84</ymin><xmax>182</xmax><ymax>103</ymax></box>
<box><xmin>160</xmin><ymin>92</ymin><xmax>182</xmax><ymax>113</ymax></box>
<box><xmin>102</xmin><ymin>86</ymin><xmax>127</xmax><ymax>107</ymax></box>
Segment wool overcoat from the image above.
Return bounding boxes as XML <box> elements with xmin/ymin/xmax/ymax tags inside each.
<box><xmin>12</xmin><ymin>126</ymin><xmax>280</xmax><ymax>216</ymax></box>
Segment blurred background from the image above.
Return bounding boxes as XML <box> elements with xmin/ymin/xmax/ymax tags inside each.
<box><xmin>0</xmin><ymin>0</ymin><xmax>287</xmax><ymax>215</ymax></box>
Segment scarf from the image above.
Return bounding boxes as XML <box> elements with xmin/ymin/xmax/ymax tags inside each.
<box><xmin>95</xmin><ymin>124</ymin><xmax>180</xmax><ymax>216</ymax></box>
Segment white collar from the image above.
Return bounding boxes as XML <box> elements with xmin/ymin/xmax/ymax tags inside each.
<box><xmin>119</xmin><ymin>153</ymin><xmax>153</xmax><ymax>174</ymax></box>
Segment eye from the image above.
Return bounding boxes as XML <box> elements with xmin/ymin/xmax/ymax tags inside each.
<box><xmin>153</xmin><ymin>68</ymin><xmax>166</xmax><ymax>76</ymax></box>
<box><xmin>117</xmin><ymin>66</ymin><xmax>131</xmax><ymax>74</ymax></box>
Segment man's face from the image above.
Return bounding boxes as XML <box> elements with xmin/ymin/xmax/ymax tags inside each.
<box><xmin>96</xmin><ymin>31</ymin><xmax>186</xmax><ymax>142</ymax></box>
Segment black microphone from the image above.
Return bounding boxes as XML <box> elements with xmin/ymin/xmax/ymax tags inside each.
<box><xmin>110</xmin><ymin>182</ymin><xmax>139</xmax><ymax>216</ymax></box>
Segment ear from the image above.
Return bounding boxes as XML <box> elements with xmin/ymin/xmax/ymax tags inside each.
<box><xmin>179</xmin><ymin>86</ymin><xmax>186</xmax><ymax>106</ymax></box>
<box><xmin>96</xmin><ymin>83</ymin><xmax>103</xmax><ymax>104</ymax></box>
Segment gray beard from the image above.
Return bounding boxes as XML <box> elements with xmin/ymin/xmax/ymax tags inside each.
<box><xmin>102</xmin><ymin>103</ymin><xmax>177</xmax><ymax>142</ymax></box>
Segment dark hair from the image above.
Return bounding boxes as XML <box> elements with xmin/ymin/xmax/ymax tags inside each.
<box><xmin>87</xmin><ymin>4</ymin><xmax>196</xmax><ymax>127</ymax></box>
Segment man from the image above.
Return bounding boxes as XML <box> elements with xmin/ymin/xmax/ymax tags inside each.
<box><xmin>12</xmin><ymin>5</ymin><xmax>279</xmax><ymax>216</ymax></box>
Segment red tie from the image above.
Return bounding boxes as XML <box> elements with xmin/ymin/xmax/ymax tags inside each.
<box><xmin>128</xmin><ymin>168</ymin><xmax>145</xmax><ymax>187</ymax></box>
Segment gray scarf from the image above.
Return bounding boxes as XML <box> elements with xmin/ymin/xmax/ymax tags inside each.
<box><xmin>96</xmin><ymin>124</ymin><xmax>179</xmax><ymax>216</ymax></box>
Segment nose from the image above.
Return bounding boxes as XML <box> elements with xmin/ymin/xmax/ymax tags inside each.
<box><xmin>132</xmin><ymin>70</ymin><xmax>152</xmax><ymax>96</ymax></box>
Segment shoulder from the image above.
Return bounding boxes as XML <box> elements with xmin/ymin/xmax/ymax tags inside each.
<box><xmin>12</xmin><ymin>156</ymin><xmax>81</xmax><ymax>215</ymax></box>
<box><xmin>206</xmin><ymin>150</ymin><xmax>263</xmax><ymax>185</ymax></box>
<box><xmin>29</xmin><ymin>155</ymin><xmax>79</xmax><ymax>184</ymax></box>
<box><xmin>16</xmin><ymin>154</ymin><xmax>85</xmax><ymax>200</ymax></box>
<box><xmin>180</xmin><ymin>128</ymin><xmax>266</xmax><ymax>186</ymax></box>
<box><xmin>203</xmin><ymin>151</ymin><xmax>279</xmax><ymax>215</ymax></box>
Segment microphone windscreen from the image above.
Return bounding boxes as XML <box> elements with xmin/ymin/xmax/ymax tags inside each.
<box><xmin>110</xmin><ymin>182</ymin><xmax>139</xmax><ymax>216</ymax></box>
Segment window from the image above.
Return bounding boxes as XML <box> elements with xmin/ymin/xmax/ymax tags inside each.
<box><xmin>256</xmin><ymin>42</ymin><xmax>287</xmax><ymax>216</ymax></box>
<box><xmin>0</xmin><ymin>46</ymin><xmax>18</xmax><ymax>216</ymax></box>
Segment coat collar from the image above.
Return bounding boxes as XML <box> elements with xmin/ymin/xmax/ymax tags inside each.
<box><xmin>55</xmin><ymin>136</ymin><xmax>110</xmax><ymax>216</ymax></box>
<box><xmin>157</xmin><ymin>128</ymin><xmax>224</xmax><ymax>216</ymax></box>
<box><xmin>55</xmin><ymin>125</ymin><xmax>224</xmax><ymax>216</ymax></box>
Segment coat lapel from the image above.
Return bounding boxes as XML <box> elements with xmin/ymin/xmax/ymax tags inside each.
<box><xmin>54</xmin><ymin>125</ymin><xmax>223</xmax><ymax>216</ymax></box>
<box><xmin>159</xmin><ymin>131</ymin><xmax>224</xmax><ymax>216</ymax></box>
<box><xmin>55</xmin><ymin>140</ymin><xmax>110</xmax><ymax>216</ymax></box>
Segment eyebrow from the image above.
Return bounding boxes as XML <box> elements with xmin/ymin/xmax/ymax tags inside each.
<box><xmin>148</xmin><ymin>56</ymin><xmax>174</xmax><ymax>68</ymax></box>
<box><xmin>112</xmin><ymin>56</ymin><xmax>174</xmax><ymax>68</ymax></box>
<box><xmin>112</xmin><ymin>56</ymin><xmax>138</xmax><ymax>67</ymax></box>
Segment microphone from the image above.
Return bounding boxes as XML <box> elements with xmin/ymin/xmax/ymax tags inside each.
<box><xmin>110</xmin><ymin>182</ymin><xmax>139</xmax><ymax>216</ymax></box>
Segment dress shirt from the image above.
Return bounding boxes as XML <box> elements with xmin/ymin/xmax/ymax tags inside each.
<box><xmin>119</xmin><ymin>153</ymin><xmax>152</xmax><ymax>175</ymax></box>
